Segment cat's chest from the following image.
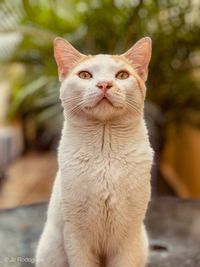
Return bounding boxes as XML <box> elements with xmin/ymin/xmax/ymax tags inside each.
<box><xmin>60</xmin><ymin>147</ymin><xmax>151</xmax><ymax>240</ymax></box>
<box><xmin>62</xmin><ymin>147</ymin><xmax>132</xmax><ymax>180</ymax></box>
<box><xmin>60</xmin><ymin>145</ymin><xmax>150</xmax><ymax>199</ymax></box>
<box><xmin>59</xmin><ymin>142</ymin><xmax>152</xmax><ymax>239</ymax></box>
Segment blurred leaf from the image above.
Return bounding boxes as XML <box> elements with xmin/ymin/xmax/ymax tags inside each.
<box><xmin>9</xmin><ymin>76</ymin><xmax>50</xmax><ymax>116</ymax></box>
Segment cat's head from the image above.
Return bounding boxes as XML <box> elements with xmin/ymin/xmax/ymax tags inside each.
<box><xmin>54</xmin><ymin>37</ymin><xmax>152</xmax><ymax>122</ymax></box>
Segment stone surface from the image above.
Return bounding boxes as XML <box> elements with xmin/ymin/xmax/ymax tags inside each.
<box><xmin>146</xmin><ymin>198</ymin><xmax>200</xmax><ymax>267</ymax></box>
<box><xmin>0</xmin><ymin>197</ymin><xmax>200</xmax><ymax>267</ymax></box>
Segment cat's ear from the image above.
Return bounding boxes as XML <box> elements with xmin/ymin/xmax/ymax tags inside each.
<box><xmin>54</xmin><ymin>37</ymin><xmax>85</xmax><ymax>81</ymax></box>
<box><xmin>122</xmin><ymin>37</ymin><xmax>152</xmax><ymax>82</ymax></box>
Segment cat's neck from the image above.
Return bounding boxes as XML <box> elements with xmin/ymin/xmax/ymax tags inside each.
<box><xmin>61</xmin><ymin>118</ymin><xmax>148</xmax><ymax>153</ymax></box>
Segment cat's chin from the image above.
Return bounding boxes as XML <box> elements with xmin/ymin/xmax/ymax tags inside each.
<box><xmin>84</xmin><ymin>96</ymin><xmax>124</xmax><ymax>110</ymax></box>
<box><xmin>82</xmin><ymin>102</ymin><xmax>125</xmax><ymax>122</ymax></box>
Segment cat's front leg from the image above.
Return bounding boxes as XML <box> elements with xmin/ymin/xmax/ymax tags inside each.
<box><xmin>36</xmin><ymin>221</ymin><xmax>68</xmax><ymax>267</ymax></box>
<box><xmin>108</xmin><ymin>224</ymin><xmax>149</xmax><ymax>267</ymax></box>
<box><xmin>36</xmin><ymin>173</ymin><xmax>68</xmax><ymax>267</ymax></box>
<box><xmin>64</xmin><ymin>224</ymin><xmax>98</xmax><ymax>267</ymax></box>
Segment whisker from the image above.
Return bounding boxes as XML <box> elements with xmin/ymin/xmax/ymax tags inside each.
<box><xmin>126</xmin><ymin>98</ymin><xmax>141</xmax><ymax>108</ymax></box>
<box><xmin>67</xmin><ymin>103</ymin><xmax>84</xmax><ymax>122</ymax></box>
<box><xmin>62</xmin><ymin>97</ymin><xmax>82</xmax><ymax>105</ymax></box>
<box><xmin>126</xmin><ymin>101</ymin><xmax>141</xmax><ymax>116</ymax></box>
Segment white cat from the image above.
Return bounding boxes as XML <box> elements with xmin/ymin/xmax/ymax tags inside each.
<box><xmin>36</xmin><ymin>37</ymin><xmax>153</xmax><ymax>267</ymax></box>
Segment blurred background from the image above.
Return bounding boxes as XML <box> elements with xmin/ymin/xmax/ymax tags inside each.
<box><xmin>0</xmin><ymin>0</ymin><xmax>200</xmax><ymax>209</ymax></box>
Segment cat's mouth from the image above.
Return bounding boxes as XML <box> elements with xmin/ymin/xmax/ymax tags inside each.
<box><xmin>96</xmin><ymin>96</ymin><xmax>124</xmax><ymax>110</ymax></box>
<box><xmin>84</xmin><ymin>95</ymin><xmax>114</xmax><ymax>110</ymax></box>
<box><xmin>97</xmin><ymin>96</ymin><xmax>113</xmax><ymax>106</ymax></box>
<box><xmin>84</xmin><ymin>94</ymin><xmax>124</xmax><ymax>111</ymax></box>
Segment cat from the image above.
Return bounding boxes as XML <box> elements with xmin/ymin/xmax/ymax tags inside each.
<box><xmin>36</xmin><ymin>36</ymin><xmax>153</xmax><ymax>267</ymax></box>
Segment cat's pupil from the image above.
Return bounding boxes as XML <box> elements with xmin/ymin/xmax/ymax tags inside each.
<box><xmin>116</xmin><ymin>71</ymin><xmax>129</xmax><ymax>80</ymax></box>
<box><xmin>78</xmin><ymin>71</ymin><xmax>92</xmax><ymax>79</ymax></box>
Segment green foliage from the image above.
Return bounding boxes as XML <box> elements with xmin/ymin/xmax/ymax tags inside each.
<box><xmin>0</xmin><ymin>0</ymin><xmax>200</xmax><ymax>145</ymax></box>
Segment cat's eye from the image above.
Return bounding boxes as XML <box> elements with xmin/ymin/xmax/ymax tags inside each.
<box><xmin>78</xmin><ymin>71</ymin><xmax>92</xmax><ymax>79</ymax></box>
<box><xmin>116</xmin><ymin>70</ymin><xmax>129</xmax><ymax>80</ymax></box>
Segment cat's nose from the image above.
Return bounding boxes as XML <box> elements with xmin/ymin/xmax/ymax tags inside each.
<box><xmin>96</xmin><ymin>81</ymin><xmax>113</xmax><ymax>93</ymax></box>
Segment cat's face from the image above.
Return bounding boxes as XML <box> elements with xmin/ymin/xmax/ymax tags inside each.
<box><xmin>54</xmin><ymin>38</ymin><xmax>152</xmax><ymax>122</ymax></box>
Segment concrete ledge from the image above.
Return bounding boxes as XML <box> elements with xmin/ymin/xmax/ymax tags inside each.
<box><xmin>0</xmin><ymin>197</ymin><xmax>199</xmax><ymax>267</ymax></box>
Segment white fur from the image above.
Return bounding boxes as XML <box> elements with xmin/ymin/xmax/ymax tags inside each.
<box><xmin>36</xmin><ymin>55</ymin><xmax>153</xmax><ymax>267</ymax></box>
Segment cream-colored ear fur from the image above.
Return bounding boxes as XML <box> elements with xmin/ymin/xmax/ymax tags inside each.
<box><xmin>54</xmin><ymin>37</ymin><xmax>85</xmax><ymax>81</ymax></box>
<box><xmin>122</xmin><ymin>37</ymin><xmax>152</xmax><ymax>81</ymax></box>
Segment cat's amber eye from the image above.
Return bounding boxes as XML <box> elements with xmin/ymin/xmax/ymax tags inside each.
<box><xmin>78</xmin><ymin>71</ymin><xmax>92</xmax><ymax>79</ymax></box>
<box><xmin>116</xmin><ymin>70</ymin><xmax>129</xmax><ymax>80</ymax></box>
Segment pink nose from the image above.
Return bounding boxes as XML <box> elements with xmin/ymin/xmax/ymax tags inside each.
<box><xmin>96</xmin><ymin>81</ymin><xmax>112</xmax><ymax>92</ymax></box>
